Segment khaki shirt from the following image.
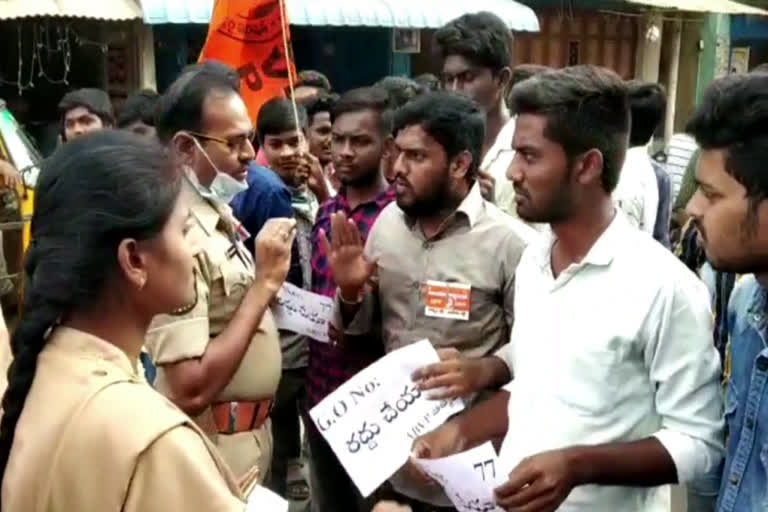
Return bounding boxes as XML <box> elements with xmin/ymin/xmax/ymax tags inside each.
<box><xmin>1</xmin><ymin>326</ymin><xmax>243</xmax><ymax>511</ymax></box>
<box><xmin>338</xmin><ymin>184</ymin><xmax>537</xmax><ymax>359</ymax></box>
<box><xmin>146</xmin><ymin>179</ymin><xmax>281</xmax><ymax>480</ymax></box>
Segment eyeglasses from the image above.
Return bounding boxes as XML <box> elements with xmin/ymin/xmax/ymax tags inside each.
<box><xmin>187</xmin><ymin>130</ymin><xmax>257</xmax><ymax>153</ymax></box>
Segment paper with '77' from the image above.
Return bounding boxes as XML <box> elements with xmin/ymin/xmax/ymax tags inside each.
<box><xmin>309</xmin><ymin>340</ymin><xmax>465</xmax><ymax>497</ymax></box>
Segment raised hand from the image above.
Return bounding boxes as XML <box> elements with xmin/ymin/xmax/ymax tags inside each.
<box><xmin>319</xmin><ymin>212</ymin><xmax>376</xmax><ymax>302</ymax></box>
<box><xmin>253</xmin><ymin>217</ymin><xmax>297</xmax><ymax>294</ymax></box>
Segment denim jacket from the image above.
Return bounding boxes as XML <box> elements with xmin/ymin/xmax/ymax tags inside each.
<box><xmin>715</xmin><ymin>275</ymin><xmax>768</xmax><ymax>511</ymax></box>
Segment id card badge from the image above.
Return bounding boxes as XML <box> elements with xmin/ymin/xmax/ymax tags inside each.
<box><xmin>424</xmin><ymin>280</ymin><xmax>471</xmax><ymax>321</ymax></box>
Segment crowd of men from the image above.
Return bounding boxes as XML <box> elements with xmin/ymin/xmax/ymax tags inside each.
<box><xmin>1</xmin><ymin>9</ymin><xmax>768</xmax><ymax>512</ymax></box>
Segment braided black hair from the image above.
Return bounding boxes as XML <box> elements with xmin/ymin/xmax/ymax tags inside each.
<box><xmin>0</xmin><ymin>130</ymin><xmax>181</xmax><ymax>499</ymax></box>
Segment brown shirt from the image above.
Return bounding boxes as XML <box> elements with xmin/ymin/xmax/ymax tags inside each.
<box><xmin>338</xmin><ymin>184</ymin><xmax>536</xmax><ymax>358</ymax></box>
<box><xmin>1</xmin><ymin>327</ymin><xmax>243</xmax><ymax>512</ymax></box>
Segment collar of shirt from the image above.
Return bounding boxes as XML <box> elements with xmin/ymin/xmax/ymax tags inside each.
<box><xmin>290</xmin><ymin>185</ymin><xmax>317</xmax><ymax>218</ymax></box>
<box><xmin>532</xmin><ymin>209</ymin><xmax>626</xmax><ymax>277</ymax></box>
<box><xmin>403</xmin><ymin>182</ymin><xmax>485</xmax><ymax>235</ymax></box>
<box><xmin>183</xmin><ymin>178</ymin><xmax>238</xmax><ymax>240</ymax></box>
<box><xmin>328</xmin><ymin>184</ymin><xmax>394</xmax><ymax>214</ymax></box>
<box><xmin>481</xmin><ymin>116</ymin><xmax>516</xmax><ymax>171</ymax></box>
<box><xmin>48</xmin><ymin>326</ymin><xmax>141</xmax><ymax>379</ymax></box>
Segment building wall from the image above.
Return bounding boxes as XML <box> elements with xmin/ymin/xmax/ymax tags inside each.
<box><xmin>513</xmin><ymin>9</ymin><xmax>639</xmax><ymax>78</ymax></box>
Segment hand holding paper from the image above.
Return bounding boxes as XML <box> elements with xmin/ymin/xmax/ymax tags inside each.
<box><xmin>494</xmin><ymin>448</ymin><xmax>577</xmax><ymax>512</ymax></box>
<box><xmin>309</xmin><ymin>340</ymin><xmax>465</xmax><ymax>497</ymax></box>
<box><xmin>271</xmin><ymin>283</ymin><xmax>334</xmax><ymax>342</ymax></box>
<box><xmin>412</xmin><ymin>442</ymin><xmax>504</xmax><ymax>512</ymax></box>
<box><xmin>412</xmin><ymin>348</ymin><xmax>493</xmax><ymax>400</ymax></box>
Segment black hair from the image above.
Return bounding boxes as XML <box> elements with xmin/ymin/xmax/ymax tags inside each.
<box><xmin>393</xmin><ymin>91</ymin><xmax>485</xmax><ymax>177</ymax></box>
<box><xmin>117</xmin><ymin>89</ymin><xmax>160</xmax><ymax>128</ymax></box>
<box><xmin>510</xmin><ymin>64</ymin><xmax>550</xmax><ymax>87</ymax></box>
<box><xmin>58</xmin><ymin>88</ymin><xmax>115</xmax><ymax>126</ymax></box>
<box><xmin>304</xmin><ymin>93</ymin><xmax>339</xmax><ymax>124</ymax></box>
<box><xmin>182</xmin><ymin>60</ymin><xmax>241</xmax><ymax>90</ymax></box>
<box><xmin>434</xmin><ymin>12</ymin><xmax>512</xmax><ymax>73</ymax></box>
<box><xmin>686</xmin><ymin>72</ymin><xmax>768</xmax><ymax>222</ymax></box>
<box><xmin>375</xmin><ymin>76</ymin><xmax>425</xmax><ymax>110</ymax></box>
<box><xmin>331</xmin><ymin>87</ymin><xmax>393</xmax><ymax>136</ymax></box>
<box><xmin>414</xmin><ymin>73</ymin><xmax>440</xmax><ymax>92</ymax></box>
<box><xmin>256</xmin><ymin>98</ymin><xmax>308</xmax><ymax>144</ymax></box>
<box><xmin>297</xmin><ymin>70</ymin><xmax>332</xmax><ymax>92</ymax></box>
<box><xmin>627</xmin><ymin>81</ymin><xmax>666</xmax><ymax>147</ymax></box>
<box><xmin>0</xmin><ymin>130</ymin><xmax>181</xmax><ymax>492</ymax></box>
<box><xmin>155</xmin><ymin>61</ymin><xmax>241</xmax><ymax>143</ymax></box>
<box><xmin>509</xmin><ymin>65</ymin><xmax>630</xmax><ymax>193</ymax></box>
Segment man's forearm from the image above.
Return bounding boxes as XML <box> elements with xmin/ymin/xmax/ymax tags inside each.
<box><xmin>567</xmin><ymin>437</ymin><xmax>678</xmax><ymax>488</ymax></box>
<box><xmin>454</xmin><ymin>390</ymin><xmax>510</xmax><ymax>448</ymax></box>
<box><xmin>166</xmin><ymin>282</ymin><xmax>277</xmax><ymax>415</ymax></box>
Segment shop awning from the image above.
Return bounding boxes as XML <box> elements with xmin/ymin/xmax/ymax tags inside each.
<box><xmin>141</xmin><ymin>0</ymin><xmax>540</xmax><ymax>31</ymax></box>
<box><xmin>620</xmin><ymin>0</ymin><xmax>768</xmax><ymax>15</ymax></box>
<box><xmin>0</xmin><ymin>0</ymin><xmax>143</xmax><ymax>20</ymax></box>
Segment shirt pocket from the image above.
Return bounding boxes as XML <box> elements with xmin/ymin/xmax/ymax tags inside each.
<box><xmin>211</xmin><ymin>258</ymin><xmax>251</xmax><ymax>300</ymax></box>
<box><xmin>551</xmin><ymin>347</ymin><xmax>624</xmax><ymax>416</ymax></box>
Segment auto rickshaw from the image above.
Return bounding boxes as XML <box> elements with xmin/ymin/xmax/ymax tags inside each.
<box><xmin>0</xmin><ymin>99</ymin><xmax>40</xmax><ymax>320</ymax></box>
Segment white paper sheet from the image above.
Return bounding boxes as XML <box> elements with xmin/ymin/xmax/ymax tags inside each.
<box><xmin>412</xmin><ymin>442</ymin><xmax>504</xmax><ymax>512</ymax></box>
<box><xmin>271</xmin><ymin>282</ymin><xmax>334</xmax><ymax>342</ymax></box>
<box><xmin>309</xmin><ymin>340</ymin><xmax>465</xmax><ymax>497</ymax></box>
<box><xmin>245</xmin><ymin>485</ymin><xmax>289</xmax><ymax>512</ymax></box>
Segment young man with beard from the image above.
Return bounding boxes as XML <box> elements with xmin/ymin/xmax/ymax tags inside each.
<box><xmin>405</xmin><ymin>66</ymin><xmax>723</xmax><ymax>512</ymax></box>
<box><xmin>322</xmin><ymin>91</ymin><xmax>535</xmax><ymax>509</ymax></box>
<box><xmin>306</xmin><ymin>86</ymin><xmax>395</xmax><ymax>512</ymax></box>
<box><xmin>685</xmin><ymin>72</ymin><xmax>768</xmax><ymax>512</ymax></box>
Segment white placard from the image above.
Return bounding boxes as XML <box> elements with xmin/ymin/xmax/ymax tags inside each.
<box><xmin>245</xmin><ymin>485</ymin><xmax>289</xmax><ymax>512</ymax></box>
<box><xmin>272</xmin><ymin>283</ymin><xmax>334</xmax><ymax>342</ymax></box>
<box><xmin>309</xmin><ymin>340</ymin><xmax>465</xmax><ymax>497</ymax></box>
<box><xmin>413</xmin><ymin>442</ymin><xmax>504</xmax><ymax>512</ymax></box>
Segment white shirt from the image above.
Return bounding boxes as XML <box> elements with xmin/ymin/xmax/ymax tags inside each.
<box><xmin>481</xmin><ymin>117</ymin><xmax>547</xmax><ymax>232</ymax></box>
<box><xmin>481</xmin><ymin>117</ymin><xmax>517</xmax><ymax>215</ymax></box>
<box><xmin>613</xmin><ymin>146</ymin><xmax>659</xmax><ymax>234</ymax></box>
<box><xmin>497</xmin><ymin>212</ymin><xmax>724</xmax><ymax>512</ymax></box>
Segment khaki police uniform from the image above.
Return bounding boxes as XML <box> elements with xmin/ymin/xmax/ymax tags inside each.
<box><xmin>1</xmin><ymin>326</ymin><xmax>244</xmax><ymax>511</ymax></box>
<box><xmin>146</xmin><ymin>179</ymin><xmax>282</xmax><ymax>484</ymax></box>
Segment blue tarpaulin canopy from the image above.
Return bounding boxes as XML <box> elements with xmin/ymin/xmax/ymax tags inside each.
<box><xmin>140</xmin><ymin>0</ymin><xmax>540</xmax><ymax>31</ymax></box>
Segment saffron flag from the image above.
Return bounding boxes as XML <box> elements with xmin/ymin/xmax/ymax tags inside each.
<box><xmin>199</xmin><ymin>0</ymin><xmax>297</xmax><ymax>122</ymax></box>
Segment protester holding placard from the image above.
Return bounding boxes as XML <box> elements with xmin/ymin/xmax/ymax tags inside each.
<box><xmin>254</xmin><ymin>97</ymin><xmax>320</xmax><ymax>500</ymax></box>
<box><xmin>408</xmin><ymin>66</ymin><xmax>723</xmax><ymax>512</ymax></box>
<box><xmin>306</xmin><ymin>86</ymin><xmax>395</xmax><ymax>512</ymax></box>
<box><xmin>320</xmin><ymin>91</ymin><xmax>536</xmax><ymax>508</ymax></box>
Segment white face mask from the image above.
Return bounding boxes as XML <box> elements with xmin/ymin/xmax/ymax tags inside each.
<box><xmin>178</xmin><ymin>133</ymin><xmax>249</xmax><ymax>204</ymax></box>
